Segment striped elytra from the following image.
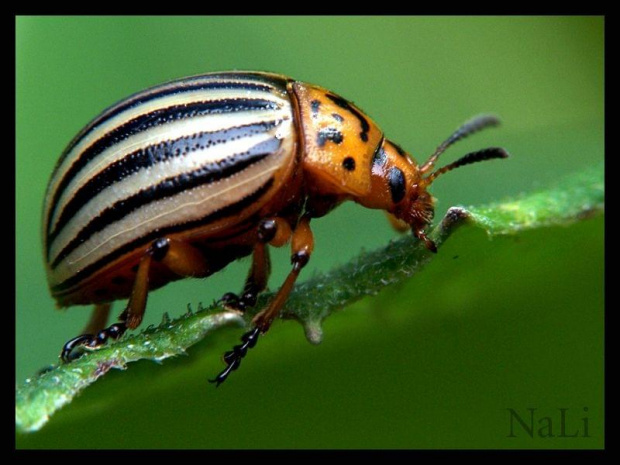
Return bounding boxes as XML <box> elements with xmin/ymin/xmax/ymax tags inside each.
<box><xmin>44</xmin><ymin>71</ymin><xmax>508</xmax><ymax>384</ymax></box>
<box><xmin>44</xmin><ymin>72</ymin><xmax>296</xmax><ymax>304</ymax></box>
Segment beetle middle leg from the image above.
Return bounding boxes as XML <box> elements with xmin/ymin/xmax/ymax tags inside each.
<box><xmin>219</xmin><ymin>242</ymin><xmax>272</xmax><ymax>312</ymax></box>
<box><xmin>210</xmin><ymin>216</ymin><xmax>314</xmax><ymax>386</ymax></box>
<box><xmin>219</xmin><ymin>217</ymin><xmax>292</xmax><ymax>311</ymax></box>
<box><xmin>60</xmin><ymin>238</ymin><xmax>209</xmax><ymax>362</ymax></box>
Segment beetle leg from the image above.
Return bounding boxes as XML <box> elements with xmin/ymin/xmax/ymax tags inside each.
<box><xmin>120</xmin><ymin>238</ymin><xmax>210</xmax><ymax>328</ymax></box>
<box><xmin>257</xmin><ymin>217</ymin><xmax>293</xmax><ymax>247</ymax></box>
<box><xmin>243</xmin><ymin>243</ymin><xmax>271</xmax><ymax>307</ymax></box>
<box><xmin>252</xmin><ymin>216</ymin><xmax>313</xmax><ymax>331</ymax></box>
<box><xmin>220</xmin><ymin>217</ymin><xmax>291</xmax><ymax>311</ymax></box>
<box><xmin>412</xmin><ymin>228</ymin><xmax>437</xmax><ymax>253</ymax></box>
<box><xmin>61</xmin><ymin>238</ymin><xmax>209</xmax><ymax>362</ymax></box>
<box><xmin>385</xmin><ymin>212</ymin><xmax>410</xmax><ymax>233</ymax></box>
<box><xmin>210</xmin><ymin>216</ymin><xmax>313</xmax><ymax>386</ymax></box>
<box><xmin>228</xmin><ymin>243</ymin><xmax>273</xmax><ymax>310</ymax></box>
<box><xmin>219</xmin><ymin>243</ymin><xmax>272</xmax><ymax>311</ymax></box>
<box><xmin>81</xmin><ymin>302</ymin><xmax>112</xmax><ymax>335</ymax></box>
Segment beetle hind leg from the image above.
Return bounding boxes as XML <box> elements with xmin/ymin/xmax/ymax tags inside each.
<box><xmin>59</xmin><ymin>242</ymin><xmax>155</xmax><ymax>362</ymax></box>
<box><xmin>60</xmin><ymin>238</ymin><xmax>209</xmax><ymax>363</ymax></box>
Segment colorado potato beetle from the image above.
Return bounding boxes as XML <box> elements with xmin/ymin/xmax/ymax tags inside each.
<box><xmin>43</xmin><ymin>71</ymin><xmax>508</xmax><ymax>385</ymax></box>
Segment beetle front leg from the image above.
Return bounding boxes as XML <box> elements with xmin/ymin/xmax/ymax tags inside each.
<box><xmin>210</xmin><ymin>216</ymin><xmax>313</xmax><ymax>386</ymax></box>
<box><xmin>61</xmin><ymin>238</ymin><xmax>209</xmax><ymax>362</ymax></box>
<box><xmin>412</xmin><ymin>227</ymin><xmax>437</xmax><ymax>253</ymax></box>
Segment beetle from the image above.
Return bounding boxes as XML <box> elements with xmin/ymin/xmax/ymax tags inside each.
<box><xmin>43</xmin><ymin>71</ymin><xmax>508</xmax><ymax>385</ymax></box>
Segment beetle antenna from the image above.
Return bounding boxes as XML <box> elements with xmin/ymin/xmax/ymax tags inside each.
<box><xmin>420</xmin><ymin>115</ymin><xmax>501</xmax><ymax>174</ymax></box>
<box><xmin>424</xmin><ymin>147</ymin><xmax>509</xmax><ymax>185</ymax></box>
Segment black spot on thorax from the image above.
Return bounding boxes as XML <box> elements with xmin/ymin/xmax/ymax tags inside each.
<box><xmin>326</xmin><ymin>94</ymin><xmax>370</xmax><ymax>142</ymax></box>
<box><xmin>342</xmin><ymin>157</ymin><xmax>356</xmax><ymax>171</ymax></box>
<box><xmin>310</xmin><ymin>100</ymin><xmax>321</xmax><ymax>116</ymax></box>
<box><xmin>317</xmin><ymin>127</ymin><xmax>344</xmax><ymax>147</ymax></box>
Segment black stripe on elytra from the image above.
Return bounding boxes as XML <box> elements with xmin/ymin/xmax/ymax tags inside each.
<box><xmin>388</xmin><ymin>167</ymin><xmax>406</xmax><ymax>204</ymax></box>
<box><xmin>50</xmin><ymin>137</ymin><xmax>281</xmax><ymax>269</ymax></box>
<box><xmin>317</xmin><ymin>127</ymin><xmax>343</xmax><ymax>147</ymax></box>
<box><xmin>47</xmin><ymin>97</ymin><xmax>279</xmax><ymax>235</ymax></box>
<box><xmin>53</xmin><ymin>79</ymin><xmax>279</xmax><ymax>173</ymax></box>
<box><xmin>326</xmin><ymin>93</ymin><xmax>370</xmax><ymax>142</ymax></box>
<box><xmin>51</xmin><ymin>178</ymin><xmax>275</xmax><ymax>294</ymax></box>
<box><xmin>48</xmin><ymin>120</ymin><xmax>278</xmax><ymax>248</ymax></box>
<box><xmin>210</xmin><ymin>72</ymin><xmax>291</xmax><ymax>89</ymax></box>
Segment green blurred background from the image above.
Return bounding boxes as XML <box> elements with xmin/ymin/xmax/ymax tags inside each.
<box><xmin>16</xmin><ymin>16</ymin><xmax>603</xmax><ymax>448</ymax></box>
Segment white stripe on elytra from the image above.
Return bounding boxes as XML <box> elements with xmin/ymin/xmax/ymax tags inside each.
<box><xmin>48</xmin><ymin>129</ymin><xmax>280</xmax><ymax>263</ymax></box>
<box><xmin>50</xmin><ymin>154</ymin><xmax>286</xmax><ymax>286</ymax></box>
<box><xmin>45</xmin><ymin>85</ymin><xmax>289</xmax><ymax>227</ymax></box>
<box><xmin>48</xmin><ymin>110</ymin><xmax>289</xmax><ymax>233</ymax></box>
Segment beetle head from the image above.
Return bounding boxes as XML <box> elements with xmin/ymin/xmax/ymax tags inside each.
<box><xmin>363</xmin><ymin>115</ymin><xmax>509</xmax><ymax>252</ymax></box>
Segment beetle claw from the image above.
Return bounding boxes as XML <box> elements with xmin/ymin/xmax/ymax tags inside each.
<box><xmin>218</xmin><ymin>291</ymin><xmax>258</xmax><ymax>312</ymax></box>
<box><xmin>60</xmin><ymin>334</ymin><xmax>94</xmax><ymax>362</ymax></box>
<box><xmin>60</xmin><ymin>322</ymin><xmax>127</xmax><ymax>363</ymax></box>
<box><xmin>209</xmin><ymin>327</ymin><xmax>261</xmax><ymax>386</ymax></box>
<box><xmin>218</xmin><ymin>292</ymin><xmax>244</xmax><ymax>310</ymax></box>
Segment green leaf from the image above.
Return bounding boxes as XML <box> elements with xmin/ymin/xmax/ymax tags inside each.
<box><xmin>15</xmin><ymin>163</ymin><xmax>603</xmax><ymax>435</ymax></box>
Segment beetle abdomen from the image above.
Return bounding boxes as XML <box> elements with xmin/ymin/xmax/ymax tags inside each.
<box><xmin>43</xmin><ymin>72</ymin><xmax>297</xmax><ymax>304</ymax></box>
